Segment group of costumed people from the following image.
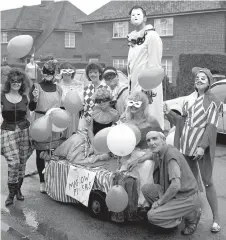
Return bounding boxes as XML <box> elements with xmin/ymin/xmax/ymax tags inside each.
<box><xmin>1</xmin><ymin>4</ymin><xmax>222</xmax><ymax>236</ymax></box>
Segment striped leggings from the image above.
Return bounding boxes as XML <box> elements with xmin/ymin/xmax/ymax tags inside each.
<box><xmin>1</xmin><ymin>126</ymin><xmax>33</xmax><ymax>183</ymax></box>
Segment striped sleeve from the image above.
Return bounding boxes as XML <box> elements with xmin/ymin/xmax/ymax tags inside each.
<box><xmin>198</xmin><ymin>102</ymin><xmax>222</xmax><ymax>150</ymax></box>
<box><xmin>206</xmin><ymin>102</ymin><xmax>222</xmax><ymax>127</ymax></box>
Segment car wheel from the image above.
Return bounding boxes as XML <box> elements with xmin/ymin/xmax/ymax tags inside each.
<box><xmin>88</xmin><ymin>190</ymin><xmax>109</xmax><ymax>220</ymax></box>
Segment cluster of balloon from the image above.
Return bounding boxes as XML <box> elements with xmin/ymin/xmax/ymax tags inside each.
<box><xmin>93</xmin><ymin>123</ymin><xmax>141</xmax><ymax>155</ymax></box>
<box><xmin>64</xmin><ymin>91</ymin><xmax>83</xmax><ymax>114</ymax></box>
<box><xmin>30</xmin><ymin>108</ymin><xmax>72</xmax><ymax>141</ymax></box>
<box><xmin>107</xmin><ymin>124</ymin><xmax>136</xmax><ymax>157</ymax></box>
<box><xmin>30</xmin><ymin>115</ymin><xmax>52</xmax><ymax>142</ymax></box>
<box><xmin>105</xmin><ymin>185</ymin><xmax>129</xmax><ymax>212</ymax></box>
<box><xmin>138</xmin><ymin>66</ymin><xmax>165</xmax><ymax>90</ymax></box>
<box><xmin>7</xmin><ymin>35</ymin><xmax>33</xmax><ymax>59</ymax></box>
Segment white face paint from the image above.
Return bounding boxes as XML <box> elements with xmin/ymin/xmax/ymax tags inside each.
<box><xmin>195</xmin><ymin>72</ymin><xmax>209</xmax><ymax>92</ymax></box>
<box><xmin>130</xmin><ymin>8</ymin><xmax>145</xmax><ymax>26</ymax></box>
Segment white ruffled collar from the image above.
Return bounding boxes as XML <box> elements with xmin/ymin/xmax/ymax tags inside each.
<box><xmin>127</xmin><ymin>24</ymin><xmax>154</xmax><ymax>47</ymax></box>
<box><xmin>92</xmin><ymin>107</ymin><xmax>119</xmax><ymax>124</ymax></box>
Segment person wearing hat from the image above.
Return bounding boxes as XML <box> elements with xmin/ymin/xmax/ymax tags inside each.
<box><xmin>29</xmin><ymin>59</ymin><xmax>63</xmax><ymax>193</ymax></box>
<box><xmin>127</xmin><ymin>5</ymin><xmax>164</xmax><ymax>129</ymax></box>
<box><xmin>164</xmin><ymin>67</ymin><xmax>222</xmax><ymax>233</ymax></box>
<box><xmin>128</xmin><ymin>129</ymin><xmax>201</xmax><ymax>235</ymax></box>
<box><xmin>103</xmin><ymin>66</ymin><xmax>129</xmax><ymax>116</ymax></box>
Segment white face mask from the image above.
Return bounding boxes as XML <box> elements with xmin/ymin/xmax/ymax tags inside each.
<box><xmin>130</xmin><ymin>9</ymin><xmax>145</xmax><ymax>26</ymax></box>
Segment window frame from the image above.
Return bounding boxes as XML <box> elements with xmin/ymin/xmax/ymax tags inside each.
<box><xmin>1</xmin><ymin>32</ymin><xmax>8</xmax><ymax>43</ymax></box>
<box><xmin>154</xmin><ymin>18</ymin><xmax>174</xmax><ymax>37</ymax></box>
<box><xmin>162</xmin><ymin>58</ymin><xmax>173</xmax><ymax>83</ymax></box>
<box><xmin>113</xmin><ymin>21</ymin><xmax>129</xmax><ymax>39</ymax></box>
<box><xmin>65</xmin><ymin>32</ymin><xmax>75</xmax><ymax>48</ymax></box>
<box><xmin>113</xmin><ymin>58</ymin><xmax>128</xmax><ymax>69</ymax></box>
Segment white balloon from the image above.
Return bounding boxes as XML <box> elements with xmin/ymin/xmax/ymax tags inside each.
<box><xmin>107</xmin><ymin>125</ymin><xmax>136</xmax><ymax>157</ymax></box>
<box><xmin>166</xmin><ymin>129</ymin><xmax>175</xmax><ymax>146</ymax></box>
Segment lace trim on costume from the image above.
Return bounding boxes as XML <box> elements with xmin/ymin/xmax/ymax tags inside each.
<box><xmin>92</xmin><ymin>107</ymin><xmax>119</xmax><ymax>124</ymax></box>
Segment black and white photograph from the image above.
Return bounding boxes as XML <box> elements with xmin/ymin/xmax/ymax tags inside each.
<box><xmin>1</xmin><ymin>0</ymin><xmax>226</xmax><ymax>239</ymax></box>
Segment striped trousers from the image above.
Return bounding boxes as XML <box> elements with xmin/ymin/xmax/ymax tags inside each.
<box><xmin>1</xmin><ymin>126</ymin><xmax>34</xmax><ymax>183</ymax></box>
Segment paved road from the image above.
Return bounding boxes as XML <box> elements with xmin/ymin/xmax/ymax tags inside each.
<box><xmin>1</xmin><ymin>145</ymin><xmax>226</xmax><ymax>240</ymax></box>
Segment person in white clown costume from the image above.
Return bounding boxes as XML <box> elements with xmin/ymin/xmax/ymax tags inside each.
<box><xmin>127</xmin><ymin>5</ymin><xmax>164</xmax><ymax>129</ymax></box>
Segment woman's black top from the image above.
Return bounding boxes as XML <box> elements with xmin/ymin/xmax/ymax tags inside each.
<box><xmin>93</xmin><ymin>119</ymin><xmax>112</xmax><ymax>136</ymax></box>
<box><xmin>1</xmin><ymin>94</ymin><xmax>30</xmax><ymax>130</ymax></box>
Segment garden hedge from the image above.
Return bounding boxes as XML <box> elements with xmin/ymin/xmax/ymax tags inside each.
<box><xmin>176</xmin><ymin>53</ymin><xmax>226</xmax><ymax>97</ymax></box>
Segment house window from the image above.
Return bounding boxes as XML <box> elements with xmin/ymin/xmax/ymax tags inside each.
<box><xmin>162</xmin><ymin>58</ymin><xmax>172</xmax><ymax>83</ymax></box>
<box><xmin>154</xmin><ymin>18</ymin><xmax>173</xmax><ymax>36</ymax></box>
<box><xmin>1</xmin><ymin>32</ymin><xmax>8</xmax><ymax>43</ymax></box>
<box><xmin>113</xmin><ymin>22</ymin><xmax>128</xmax><ymax>38</ymax></box>
<box><xmin>65</xmin><ymin>32</ymin><xmax>75</xmax><ymax>48</ymax></box>
<box><xmin>113</xmin><ymin>59</ymin><xmax>127</xmax><ymax>69</ymax></box>
<box><xmin>88</xmin><ymin>58</ymin><xmax>99</xmax><ymax>63</ymax></box>
<box><xmin>2</xmin><ymin>57</ymin><xmax>7</xmax><ymax>62</ymax></box>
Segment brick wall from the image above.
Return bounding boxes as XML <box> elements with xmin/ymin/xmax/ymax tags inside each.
<box><xmin>81</xmin><ymin>11</ymin><xmax>225</xmax><ymax>83</ymax></box>
<box><xmin>36</xmin><ymin>31</ymin><xmax>84</xmax><ymax>60</ymax></box>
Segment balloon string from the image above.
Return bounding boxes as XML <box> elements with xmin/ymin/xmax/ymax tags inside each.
<box><xmin>49</xmin><ymin>132</ymin><xmax>52</xmax><ymax>159</ymax></box>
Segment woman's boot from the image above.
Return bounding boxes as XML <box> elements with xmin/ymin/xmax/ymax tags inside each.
<box><xmin>16</xmin><ymin>178</ymin><xmax>24</xmax><ymax>201</ymax></box>
<box><xmin>5</xmin><ymin>183</ymin><xmax>17</xmax><ymax>206</ymax></box>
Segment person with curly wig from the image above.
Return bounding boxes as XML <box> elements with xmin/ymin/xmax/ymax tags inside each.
<box><xmin>57</xmin><ymin>62</ymin><xmax>80</xmax><ymax>137</ymax></box>
<box><xmin>54</xmin><ymin>88</ymin><xmax>119</xmax><ymax>163</ymax></box>
<box><xmin>119</xmin><ymin>91</ymin><xmax>162</xmax><ymax>208</ymax></box>
<box><xmin>29</xmin><ymin>59</ymin><xmax>63</xmax><ymax>193</ymax></box>
<box><xmin>1</xmin><ymin>68</ymin><xmax>33</xmax><ymax>206</ymax></box>
<box><xmin>83</xmin><ymin>63</ymin><xmax>109</xmax><ymax>123</ymax></box>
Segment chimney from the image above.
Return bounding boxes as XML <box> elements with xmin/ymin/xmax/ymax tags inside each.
<box><xmin>40</xmin><ymin>0</ymin><xmax>54</xmax><ymax>6</ymax></box>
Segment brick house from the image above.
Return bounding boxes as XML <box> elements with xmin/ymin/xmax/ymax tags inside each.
<box><xmin>1</xmin><ymin>0</ymin><xmax>87</xmax><ymax>66</ymax></box>
<box><xmin>78</xmin><ymin>1</ymin><xmax>226</xmax><ymax>83</ymax></box>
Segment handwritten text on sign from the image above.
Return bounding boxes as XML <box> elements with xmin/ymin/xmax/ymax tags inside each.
<box><xmin>65</xmin><ymin>166</ymin><xmax>96</xmax><ymax>207</ymax></box>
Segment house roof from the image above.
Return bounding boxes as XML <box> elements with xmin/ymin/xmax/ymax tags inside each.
<box><xmin>1</xmin><ymin>1</ymin><xmax>87</xmax><ymax>31</ymax></box>
<box><xmin>81</xmin><ymin>0</ymin><xmax>225</xmax><ymax>23</ymax></box>
<box><xmin>1</xmin><ymin>1</ymin><xmax>87</xmax><ymax>51</ymax></box>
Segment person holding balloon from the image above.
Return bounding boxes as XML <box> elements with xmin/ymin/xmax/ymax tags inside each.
<box><xmin>1</xmin><ymin>68</ymin><xmax>33</xmax><ymax>206</ymax></box>
<box><xmin>164</xmin><ymin>67</ymin><xmax>222</xmax><ymax>233</ymax></box>
<box><xmin>118</xmin><ymin>91</ymin><xmax>162</xmax><ymax>208</ymax></box>
<box><xmin>29</xmin><ymin>59</ymin><xmax>63</xmax><ymax>193</ymax></box>
<box><xmin>54</xmin><ymin>88</ymin><xmax>119</xmax><ymax>163</ymax></box>
<box><xmin>127</xmin><ymin>5</ymin><xmax>164</xmax><ymax>129</ymax></box>
<box><xmin>57</xmin><ymin>62</ymin><xmax>80</xmax><ymax>138</ymax></box>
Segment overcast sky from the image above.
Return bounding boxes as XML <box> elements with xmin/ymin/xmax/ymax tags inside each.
<box><xmin>0</xmin><ymin>0</ymin><xmax>111</xmax><ymax>15</ymax></box>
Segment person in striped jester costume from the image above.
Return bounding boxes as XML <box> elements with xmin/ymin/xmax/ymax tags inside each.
<box><xmin>164</xmin><ymin>67</ymin><xmax>222</xmax><ymax>234</ymax></box>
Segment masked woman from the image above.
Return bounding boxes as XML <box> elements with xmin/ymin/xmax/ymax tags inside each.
<box><xmin>119</xmin><ymin>91</ymin><xmax>162</xmax><ymax>208</ymax></box>
<box><xmin>54</xmin><ymin>88</ymin><xmax>119</xmax><ymax>163</ymax></box>
<box><xmin>1</xmin><ymin>68</ymin><xmax>33</xmax><ymax>206</ymax></box>
<box><xmin>164</xmin><ymin>67</ymin><xmax>222</xmax><ymax>233</ymax></box>
<box><xmin>58</xmin><ymin>62</ymin><xmax>80</xmax><ymax>138</ymax></box>
<box><xmin>29</xmin><ymin>60</ymin><xmax>62</xmax><ymax>193</ymax></box>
